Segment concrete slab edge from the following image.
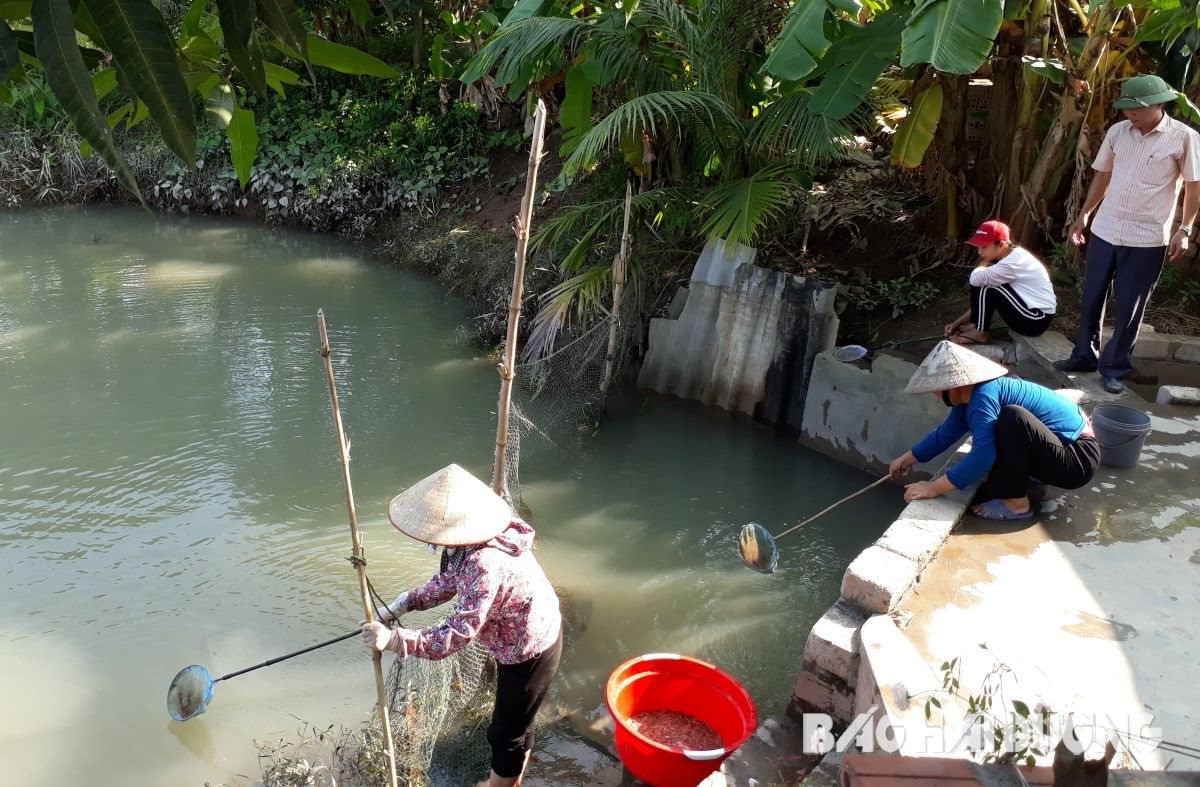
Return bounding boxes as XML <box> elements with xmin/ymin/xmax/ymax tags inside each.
<box><xmin>789</xmin><ymin>463</ymin><xmax>976</xmax><ymax>733</ymax></box>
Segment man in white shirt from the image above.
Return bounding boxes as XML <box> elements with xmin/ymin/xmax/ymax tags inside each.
<box><xmin>945</xmin><ymin>220</ymin><xmax>1056</xmax><ymax>345</ymax></box>
<box><xmin>1058</xmin><ymin>75</ymin><xmax>1200</xmax><ymax>393</ymax></box>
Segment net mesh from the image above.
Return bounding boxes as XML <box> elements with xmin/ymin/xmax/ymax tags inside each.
<box><xmin>498</xmin><ymin>302</ymin><xmax>640</xmax><ymax>510</ymax></box>
<box><xmin>322</xmin><ymin>305</ymin><xmax>638</xmax><ymax>786</ymax></box>
<box><xmin>383</xmin><ymin>640</ymin><xmax>495</xmax><ymax>783</ymax></box>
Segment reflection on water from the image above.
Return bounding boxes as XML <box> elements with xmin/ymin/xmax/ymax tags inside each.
<box><xmin>0</xmin><ymin>206</ymin><xmax>900</xmax><ymax>785</ymax></box>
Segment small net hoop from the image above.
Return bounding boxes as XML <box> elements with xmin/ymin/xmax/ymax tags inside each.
<box><xmin>833</xmin><ymin>344</ymin><xmax>869</xmax><ymax>363</ymax></box>
<box><xmin>168</xmin><ymin>664</ymin><xmax>215</xmax><ymax>721</ymax></box>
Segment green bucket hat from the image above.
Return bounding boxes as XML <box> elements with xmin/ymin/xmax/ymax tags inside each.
<box><xmin>1113</xmin><ymin>75</ymin><xmax>1178</xmax><ymax>109</ymax></box>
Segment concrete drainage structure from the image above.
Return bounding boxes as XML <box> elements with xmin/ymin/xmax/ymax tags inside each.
<box><xmin>638</xmin><ymin>239</ymin><xmax>840</xmax><ymax>428</ymax></box>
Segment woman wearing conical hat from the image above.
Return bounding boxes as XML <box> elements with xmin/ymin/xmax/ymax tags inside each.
<box><xmin>360</xmin><ymin>464</ymin><xmax>562</xmax><ymax>787</ymax></box>
<box><xmin>888</xmin><ymin>342</ymin><xmax>1100</xmax><ymax>520</ymax></box>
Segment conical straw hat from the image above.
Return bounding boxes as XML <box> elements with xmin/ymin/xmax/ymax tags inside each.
<box><xmin>387</xmin><ymin>464</ymin><xmax>512</xmax><ymax>546</ymax></box>
<box><xmin>903</xmin><ymin>340</ymin><xmax>1009</xmax><ymax>394</ymax></box>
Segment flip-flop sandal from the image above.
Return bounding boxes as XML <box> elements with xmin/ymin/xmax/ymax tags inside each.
<box><xmin>972</xmin><ymin>498</ymin><xmax>1035</xmax><ymax>521</ymax></box>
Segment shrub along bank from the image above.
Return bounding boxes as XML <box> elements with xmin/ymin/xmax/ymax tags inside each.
<box><xmin>0</xmin><ymin>70</ymin><xmax>506</xmax><ymax>234</ymax></box>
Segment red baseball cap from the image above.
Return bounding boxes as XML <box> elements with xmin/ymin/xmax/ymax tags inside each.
<box><xmin>966</xmin><ymin>220</ymin><xmax>1011</xmax><ymax>248</ymax></box>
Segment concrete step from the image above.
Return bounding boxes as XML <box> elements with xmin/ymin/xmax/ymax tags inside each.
<box><xmin>1010</xmin><ymin>331</ymin><xmax>1143</xmax><ymax>407</ymax></box>
<box><xmin>790</xmin><ymin>669</ymin><xmax>855</xmax><ymax>725</ymax></box>
<box><xmin>801</xmin><ymin>599</ymin><xmax>868</xmax><ymax>686</ymax></box>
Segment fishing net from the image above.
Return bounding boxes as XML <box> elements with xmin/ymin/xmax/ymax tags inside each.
<box><xmin>381</xmin><ymin>640</ymin><xmax>496</xmax><ymax>784</ymax></box>
<box><xmin>385</xmin><ymin>312</ymin><xmax>637</xmax><ymax>782</ymax></box>
<box><xmin>263</xmin><ymin>296</ymin><xmax>639</xmax><ymax>786</ymax></box>
<box><xmin>497</xmin><ymin>300</ymin><xmax>641</xmax><ymax>509</ymax></box>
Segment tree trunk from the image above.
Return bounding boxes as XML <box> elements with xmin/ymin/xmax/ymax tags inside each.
<box><xmin>976</xmin><ymin>26</ymin><xmax>1024</xmax><ymax>198</ymax></box>
<box><xmin>935</xmin><ymin>74</ymin><xmax>967</xmax><ymax>240</ymax></box>
<box><xmin>1009</xmin><ymin>5</ymin><xmax>1117</xmax><ymax>246</ymax></box>
<box><xmin>412</xmin><ymin>8</ymin><xmax>424</xmax><ymax>69</ymax></box>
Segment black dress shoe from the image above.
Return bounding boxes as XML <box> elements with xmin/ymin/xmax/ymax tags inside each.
<box><xmin>1101</xmin><ymin>375</ymin><xmax>1125</xmax><ymax>394</ymax></box>
<box><xmin>1053</xmin><ymin>358</ymin><xmax>1097</xmax><ymax>373</ymax></box>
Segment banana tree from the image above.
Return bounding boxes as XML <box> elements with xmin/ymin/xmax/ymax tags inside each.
<box><xmin>873</xmin><ymin>0</ymin><xmax>1200</xmax><ymax>248</ymax></box>
<box><xmin>0</xmin><ymin>0</ymin><xmax>403</xmax><ymax>200</ymax></box>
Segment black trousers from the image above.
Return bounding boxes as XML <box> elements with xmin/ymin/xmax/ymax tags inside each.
<box><xmin>969</xmin><ymin>284</ymin><xmax>1053</xmax><ymax>336</ymax></box>
<box><xmin>976</xmin><ymin>405</ymin><xmax>1100</xmax><ymax>502</ymax></box>
<box><xmin>487</xmin><ymin>627</ymin><xmax>563</xmax><ymax>777</ymax></box>
<box><xmin>1066</xmin><ymin>235</ymin><xmax>1166</xmax><ymax>379</ymax></box>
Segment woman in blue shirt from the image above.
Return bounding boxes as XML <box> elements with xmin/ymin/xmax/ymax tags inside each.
<box><xmin>889</xmin><ymin>342</ymin><xmax>1100</xmax><ymax>520</ymax></box>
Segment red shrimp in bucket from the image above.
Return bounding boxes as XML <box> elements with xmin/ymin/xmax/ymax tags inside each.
<box><xmin>606</xmin><ymin>654</ymin><xmax>758</xmax><ymax>786</ymax></box>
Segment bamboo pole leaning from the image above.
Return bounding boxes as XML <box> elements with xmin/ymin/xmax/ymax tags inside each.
<box><xmin>492</xmin><ymin>99</ymin><xmax>549</xmax><ymax>498</ymax></box>
<box><xmin>316</xmin><ymin>309</ymin><xmax>400</xmax><ymax>787</ymax></box>
<box><xmin>599</xmin><ymin>180</ymin><xmax>634</xmax><ymax>408</ymax></box>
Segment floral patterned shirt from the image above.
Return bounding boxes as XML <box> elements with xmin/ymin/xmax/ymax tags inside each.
<box><xmin>387</xmin><ymin>520</ymin><xmax>561</xmax><ymax>665</ymax></box>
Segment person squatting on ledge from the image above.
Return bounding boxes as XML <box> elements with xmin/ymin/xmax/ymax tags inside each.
<box><xmin>889</xmin><ymin>342</ymin><xmax>1100</xmax><ymax>522</ymax></box>
<box><xmin>944</xmin><ymin>220</ymin><xmax>1057</xmax><ymax>347</ymax></box>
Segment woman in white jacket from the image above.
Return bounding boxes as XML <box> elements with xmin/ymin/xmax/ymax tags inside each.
<box><xmin>945</xmin><ymin>220</ymin><xmax>1057</xmax><ymax>346</ymax></box>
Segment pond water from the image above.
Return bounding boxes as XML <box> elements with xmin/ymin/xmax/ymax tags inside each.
<box><xmin>0</xmin><ymin>206</ymin><xmax>901</xmax><ymax>785</ymax></box>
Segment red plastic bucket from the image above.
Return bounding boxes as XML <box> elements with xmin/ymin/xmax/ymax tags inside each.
<box><xmin>606</xmin><ymin>653</ymin><xmax>757</xmax><ymax>787</ymax></box>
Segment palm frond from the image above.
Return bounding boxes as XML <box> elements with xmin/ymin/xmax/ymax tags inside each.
<box><xmin>524</xmin><ymin>264</ymin><xmax>614</xmax><ymax>360</ymax></box>
<box><xmin>461</xmin><ymin>17</ymin><xmax>589</xmax><ymax>85</ymax></box>
<box><xmin>750</xmin><ymin>89</ymin><xmax>858</xmax><ymax>168</ymax></box>
<box><xmin>534</xmin><ymin>187</ymin><xmax>697</xmax><ymax>278</ymax></box>
<box><xmin>587</xmin><ymin>27</ymin><xmax>677</xmax><ymax>93</ymax></box>
<box><xmin>697</xmin><ymin>164</ymin><xmax>805</xmax><ymax>245</ymax></box>
<box><xmin>564</xmin><ymin>90</ymin><xmax>743</xmax><ymax>173</ymax></box>
<box><xmin>532</xmin><ymin>199</ymin><xmax>623</xmax><ymax>253</ymax></box>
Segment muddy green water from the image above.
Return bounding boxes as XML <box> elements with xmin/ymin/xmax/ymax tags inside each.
<box><xmin>0</xmin><ymin>206</ymin><xmax>900</xmax><ymax>785</ymax></box>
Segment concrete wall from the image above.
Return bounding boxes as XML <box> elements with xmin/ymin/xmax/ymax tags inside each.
<box><xmin>799</xmin><ymin>352</ymin><xmax>951</xmax><ymax>477</ymax></box>
<box><xmin>637</xmin><ymin>239</ymin><xmax>838</xmax><ymax>428</ymax></box>
<box><xmin>788</xmin><ymin>469</ymin><xmax>977</xmax><ymax>727</ymax></box>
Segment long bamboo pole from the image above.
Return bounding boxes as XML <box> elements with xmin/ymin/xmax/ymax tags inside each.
<box><xmin>316</xmin><ymin>309</ymin><xmax>399</xmax><ymax>787</ymax></box>
<box><xmin>599</xmin><ymin>180</ymin><xmax>634</xmax><ymax>406</ymax></box>
<box><xmin>492</xmin><ymin>99</ymin><xmax>549</xmax><ymax>497</ymax></box>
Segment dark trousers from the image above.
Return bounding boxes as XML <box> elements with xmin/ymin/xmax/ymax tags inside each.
<box><xmin>1067</xmin><ymin>235</ymin><xmax>1166</xmax><ymax>379</ymax></box>
<box><xmin>969</xmin><ymin>284</ymin><xmax>1053</xmax><ymax>336</ymax></box>
<box><xmin>487</xmin><ymin>627</ymin><xmax>563</xmax><ymax>777</ymax></box>
<box><xmin>976</xmin><ymin>405</ymin><xmax>1100</xmax><ymax>502</ymax></box>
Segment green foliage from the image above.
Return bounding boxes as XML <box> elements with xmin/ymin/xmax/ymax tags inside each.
<box><xmin>87</xmin><ymin>0</ymin><xmax>197</xmax><ymax>165</ymax></box>
<box><xmin>699</xmin><ymin>166</ymin><xmax>807</xmax><ymax>245</ymax></box>
<box><xmin>0</xmin><ymin>69</ymin><xmax>60</xmax><ymax>129</ymax></box>
<box><xmin>305</xmin><ymin>34</ymin><xmax>403</xmax><ymax>77</ymax></box>
<box><xmin>3</xmin><ymin>0</ymin><xmax>403</xmax><ymax>195</ymax></box>
<box><xmin>217</xmin><ymin>0</ymin><xmax>268</xmax><ymax>96</ymax></box>
<box><xmin>918</xmin><ymin>653</ymin><xmax>1051</xmax><ymax>765</ymax></box>
<box><xmin>559</xmin><ymin>65</ymin><xmax>592</xmax><ymax>155</ymax></box>
<box><xmin>31</xmin><ymin>0</ymin><xmax>141</xmax><ymax>198</ymax></box>
<box><xmin>763</xmin><ymin>0</ymin><xmax>862</xmax><ymax>82</ymax></box>
<box><xmin>1159</xmin><ymin>268</ymin><xmax>1200</xmax><ymax>307</ymax></box>
<box><xmin>901</xmin><ymin>0</ymin><xmax>1004</xmax><ymax>75</ymax></box>
<box><xmin>808</xmin><ymin>9</ymin><xmax>904</xmax><ymax>120</ymax></box>
<box><xmin>844</xmin><ymin>275</ymin><xmax>939</xmax><ymax>319</ymax></box>
<box><xmin>228</xmin><ymin>105</ymin><xmax>257</xmax><ymax>186</ymax></box>
<box><xmin>891</xmin><ymin>83</ymin><xmax>942</xmax><ymax>169</ymax></box>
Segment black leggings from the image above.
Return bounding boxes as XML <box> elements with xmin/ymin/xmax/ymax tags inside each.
<box><xmin>970</xmin><ymin>284</ymin><xmax>1053</xmax><ymax>337</ymax></box>
<box><xmin>976</xmin><ymin>405</ymin><xmax>1100</xmax><ymax>502</ymax></box>
<box><xmin>486</xmin><ymin>627</ymin><xmax>563</xmax><ymax>777</ymax></box>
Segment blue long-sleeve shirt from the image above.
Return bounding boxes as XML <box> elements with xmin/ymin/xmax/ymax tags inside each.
<box><xmin>911</xmin><ymin>377</ymin><xmax>1087</xmax><ymax>489</ymax></box>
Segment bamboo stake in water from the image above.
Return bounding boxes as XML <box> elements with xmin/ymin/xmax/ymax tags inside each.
<box><xmin>599</xmin><ymin>180</ymin><xmax>634</xmax><ymax>406</ymax></box>
<box><xmin>492</xmin><ymin>100</ymin><xmax>549</xmax><ymax>496</ymax></box>
<box><xmin>316</xmin><ymin>309</ymin><xmax>399</xmax><ymax>787</ymax></box>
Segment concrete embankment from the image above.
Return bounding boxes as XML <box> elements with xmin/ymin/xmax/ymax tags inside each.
<box><xmin>634</xmin><ymin>242</ymin><xmax>1200</xmax><ymax>777</ymax></box>
<box><xmin>796</xmin><ymin>335</ymin><xmax>1200</xmax><ymax>776</ymax></box>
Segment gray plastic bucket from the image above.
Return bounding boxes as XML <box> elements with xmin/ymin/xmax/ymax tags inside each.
<box><xmin>1092</xmin><ymin>404</ymin><xmax>1152</xmax><ymax>468</ymax></box>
